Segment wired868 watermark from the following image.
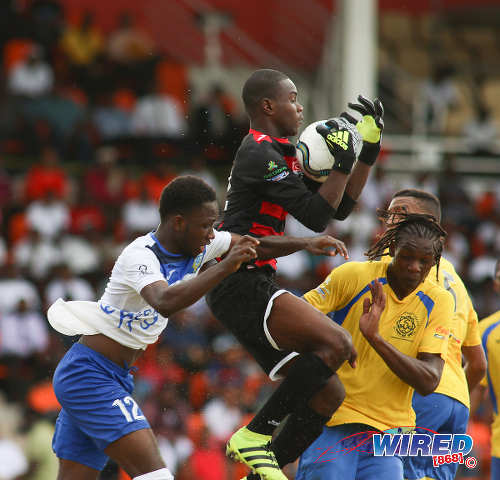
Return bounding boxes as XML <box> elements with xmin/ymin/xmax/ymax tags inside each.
<box><xmin>315</xmin><ymin>428</ymin><xmax>477</xmax><ymax>470</ymax></box>
<box><xmin>374</xmin><ymin>431</ymin><xmax>476</xmax><ymax>469</ymax></box>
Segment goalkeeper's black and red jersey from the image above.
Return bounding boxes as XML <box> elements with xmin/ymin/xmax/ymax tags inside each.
<box><xmin>217</xmin><ymin>128</ymin><xmax>337</xmax><ymax>269</ymax></box>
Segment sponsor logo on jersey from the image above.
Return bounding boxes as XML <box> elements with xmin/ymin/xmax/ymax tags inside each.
<box><xmin>138</xmin><ymin>264</ymin><xmax>151</xmax><ymax>274</ymax></box>
<box><xmin>268</xmin><ymin>171</ymin><xmax>289</xmax><ymax>182</ymax></box>
<box><xmin>192</xmin><ymin>253</ymin><xmax>203</xmax><ymax>272</ymax></box>
<box><xmin>267</xmin><ymin>160</ymin><xmax>278</xmax><ymax>171</ymax></box>
<box><xmin>433</xmin><ymin>325</ymin><xmax>450</xmax><ymax>340</ymax></box>
<box><xmin>264</xmin><ymin>166</ymin><xmax>289</xmax><ymax>182</ymax></box>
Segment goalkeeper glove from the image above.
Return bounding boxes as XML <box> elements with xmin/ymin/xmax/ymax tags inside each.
<box><xmin>340</xmin><ymin>95</ymin><xmax>384</xmax><ymax>166</ymax></box>
<box><xmin>316</xmin><ymin>119</ymin><xmax>361</xmax><ymax>174</ymax></box>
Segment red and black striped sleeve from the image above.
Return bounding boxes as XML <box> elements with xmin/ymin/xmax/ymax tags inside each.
<box><xmin>221</xmin><ymin>134</ymin><xmax>337</xmax><ymax>235</ymax></box>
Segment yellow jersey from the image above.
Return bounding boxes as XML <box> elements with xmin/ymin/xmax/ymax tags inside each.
<box><xmin>381</xmin><ymin>255</ymin><xmax>482</xmax><ymax>408</ymax></box>
<box><xmin>478</xmin><ymin>310</ymin><xmax>500</xmax><ymax>457</ymax></box>
<box><xmin>304</xmin><ymin>260</ymin><xmax>454</xmax><ymax>432</ymax></box>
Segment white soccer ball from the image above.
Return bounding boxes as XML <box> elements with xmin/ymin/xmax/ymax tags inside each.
<box><xmin>296</xmin><ymin>118</ymin><xmax>362</xmax><ymax>183</ymax></box>
<box><xmin>296</xmin><ymin>120</ymin><xmax>333</xmax><ymax>183</ymax></box>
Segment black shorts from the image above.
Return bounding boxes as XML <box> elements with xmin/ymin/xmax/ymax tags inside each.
<box><xmin>206</xmin><ymin>267</ymin><xmax>298</xmax><ymax>380</ymax></box>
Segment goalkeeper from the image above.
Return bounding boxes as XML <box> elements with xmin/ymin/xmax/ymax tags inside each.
<box><xmin>205</xmin><ymin>69</ymin><xmax>384</xmax><ymax>480</ymax></box>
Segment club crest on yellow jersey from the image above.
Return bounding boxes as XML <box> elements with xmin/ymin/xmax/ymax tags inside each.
<box><xmin>393</xmin><ymin>312</ymin><xmax>420</xmax><ymax>340</ymax></box>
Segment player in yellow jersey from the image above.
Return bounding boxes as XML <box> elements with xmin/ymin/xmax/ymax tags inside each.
<box><xmin>477</xmin><ymin>260</ymin><xmax>500</xmax><ymax>480</ymax></box>
<box><xmin>295</xmin><ymin>213</ymin><xmax>455</xmax><ymax>480</ymax></box>
<box><xmin>384</xmin><ymin>189</ymin><xmax>486</xmax><ymax>480</ymax></box>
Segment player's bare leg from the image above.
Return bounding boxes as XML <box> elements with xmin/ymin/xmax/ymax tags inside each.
<box><xmin>227</xmin><ymin>293</ymin><xmax>353</xmax><ymax>480</ymax></box>
<box><xmin>267</xmin><ymin>293</ymin><xmax>354</xmax><ymax>375</ymax></box>
<box><xmin>57</xmin><ymin>459</ymin><xmax>99</xmax><ymax>480</ymax></box>
<box><xmin>105</xmin><ymin>429</ymin><xmax>167</xmax><ymax>478</ymax></box>
<box><xmin>57</xmin><ymin>429</ymin><xmax>168</xmax><ymax>480</ymax></box>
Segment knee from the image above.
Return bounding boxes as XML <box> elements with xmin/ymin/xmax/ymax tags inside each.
<box><xmin>315</xmin><ymin>328</ymin><xmax>353</xmax><ymax>371</ymax></box>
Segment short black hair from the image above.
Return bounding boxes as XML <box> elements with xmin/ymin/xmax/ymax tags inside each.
<box><xmin>393</xmin><ymin>189</ymin><xmax>442</xmax><ymax>223</ymax></box>
<box><xmin>242</xmin><ymin>69</ymin><xmax>289</xmax><ymax>113</ymax></box>
<box><xmin>159</xmin><ymin>175</ymin><xmax>216</xmax><ymax>220</ymax></box>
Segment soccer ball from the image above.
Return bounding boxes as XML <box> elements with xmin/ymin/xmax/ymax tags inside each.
<box><xmin>296</xmin><ymin>119</ymin><xmax>362</xmax><ymax>183</ymax></box>
<box><xmin>296</xmin><ymin>120</ymin><xmax>333</xmax><ymax>183</ymax></box>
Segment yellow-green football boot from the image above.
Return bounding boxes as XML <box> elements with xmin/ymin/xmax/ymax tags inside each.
<box><xmin>226</xmin><ymin>426</ymin><xmax>287</xmax><ymax>480</ymax></box>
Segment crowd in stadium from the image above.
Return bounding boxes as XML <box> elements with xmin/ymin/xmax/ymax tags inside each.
<box><xmin>0</xmin><ymin>1</ymin><xmax>499</xmax><ymax>480</ymax></box>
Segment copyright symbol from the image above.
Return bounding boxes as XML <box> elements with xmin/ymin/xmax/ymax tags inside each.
<box><xmin>465</xmin><ymin>456</ymin><xmax>477</xmax><ymax>469</ymax></box>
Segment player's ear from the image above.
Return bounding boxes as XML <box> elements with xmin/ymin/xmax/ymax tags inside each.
<box><xmin>172</xmin><ymin>214</ymin><xmax>186</xmax><ymax>232</ymax></box>
<box><xmin>262</xmin><ymin>97</ymin><xmax>274</xmax><ymax>116</ymax></box>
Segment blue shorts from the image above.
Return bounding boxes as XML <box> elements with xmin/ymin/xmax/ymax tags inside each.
<box><xmin>491</xmin><ymin>456</ymin><xmax>500</xmax><ymax>480</ymax></box>
<box><xmin>52</xmin><ymin>342</ymin><xmax>150</xmax><ymax>470</ymax></box>
<box><xmin>296</xmin><ymin>423</ymin><xmax>403</xmax><ymax>480</ymax></box>
<box><xmin>403</xmin><ymin>392</ymin><xmax>469</xmax><ymax>480</ymax></box>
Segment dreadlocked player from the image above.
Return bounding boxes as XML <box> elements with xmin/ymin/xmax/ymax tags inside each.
<box><xmin>386</xmin><ymin>189</ymin><xmax>486</xmax><ymax>480</ymax></box>
<box><xmin>295</xmin><ymin>213</ymin><xmax>455</xmax><ymax>480</ymax></box>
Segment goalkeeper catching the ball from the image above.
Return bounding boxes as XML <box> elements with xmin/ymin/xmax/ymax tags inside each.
<box><xmin>205</xmin><ymin>69</ymin><xmax>384</xmax><ymax>479</ymax></box>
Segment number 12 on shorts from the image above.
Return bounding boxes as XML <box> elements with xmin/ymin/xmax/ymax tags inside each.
<box><xmin>112</xmin><ymin>396</ymin><xmax>146</xmax><ymax>422</ymax></box>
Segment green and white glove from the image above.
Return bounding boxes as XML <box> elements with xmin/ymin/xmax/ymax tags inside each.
<box><xmin>340</xmin><ymin>95</ymin><xmax>384</xmax><ymax>165</ymax></box>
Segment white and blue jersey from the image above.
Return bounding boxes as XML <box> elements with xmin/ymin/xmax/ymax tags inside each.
<box><xmin>48</xmin><ymin>229</ymin><xmax>231</xmax><ymax>349</ymax></box>
<box><xmin>50</xmin><ymin>229</ymin><xmax>231</xmax><ymax>471</ymax></box>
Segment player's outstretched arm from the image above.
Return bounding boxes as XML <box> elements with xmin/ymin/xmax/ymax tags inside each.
<box><xmin>338</xmin><ymin>96</ymin><xmax>384</xmax><ymax>208</ymax></box>
<box><xmin>239</xmin><ymin>233</ymin><xmax>349</xmax><ymax>260</ymax></box>
<box><xmin>359</xmin><ymin>280</ymin><xmax>444</xmax><ymax>396</ymax></box>
<box><xmin>140</xmin><ymin>236</ymin><xmax>258</xmax><ymax>317</ymax></box>
<box><xmin>462</xmin><ymin>344</ymin><xmax>487</xmax><ymax>392</ymax></box>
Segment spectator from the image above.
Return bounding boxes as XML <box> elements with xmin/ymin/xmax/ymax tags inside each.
<box><xmin>29</xmin><ymin>0</ymin><xmax>64</xmax><ymax>50</ymax></box>
<box><xmin>21</xmin><ymin>409</ymin><xmax>59</xmax><ymax>480</ymax></box>
<box><xmin>84</xmin><ymin>146</ymin><xmax>126</xmax><ymax>206</ymax></box>
<box><xmin>92</xmin><ymin>90</ymin><xmax>132</xmax><ymax>140</ymax></box>
<box><xmin>7</xmin><ymin>45</ymin><xmax>53</xmax><ymax>98</ymax></box>
<box><xmin>438</xmin><ymin>155</ymin><xmax>475</xmax><ymax>228</ymax></box>
<box><xmin>0</xmin><ymin>298</ymin><xmax>49</xmax><ymax>357</ymax></box>
<box><xmin>26</xmin><ymin>190</ymin><xmax>70</xmax><ymax>240</ymax></box>
<box><xmin>180</xmin><ymin>155</ymin><xmax>221</xmax><ymax>198</ymax></box>
<box><xmin>176</xmin><ymin>426</ymin><xmax>229</xmax><ymax>480</ymax></box>
<box><xmin>45</xmin><ymin>263</ymin><xmax>95</xmax><ymax>305</ymax></box>
<box><xmin>131</xmin><ymin>81</ymin><xmax>187</xmax><ymax>138</ymax></box>
<box><xmin>122</xmin><ymin>182</ymin><xmax>160</xmax><ymax>235</ymax></box>
<box><xmin>358</xmin><ymin>166</ymin><xmax>394</xmax><ymax>212</ymax></box>
<box><xmin>60</xmin><ymin>11</ymin><xmax>103</xmax><ymax>67</ymax></box>
<box><xmin>463</xmin><ymin>102</ymin><xmax>498</xmax><ymax>155</ymax></box>
<box><xmin>107</xmin><ymin>12</ymin><xmax>155</xmax><ymax>65</ymax></box>
<box><xmin>70</xmin><ymin>184</ymin><xmax>106</xmax><ymax>235</ymax></box>
<box><xmin>0</xmin><ymin>158</ymin><xmax>12</xmax><ymax>209</ymax></box>
<box><xmin>202</xmin><ymin>383</ymin><xmax>243</xmax><ymax>444</ymax></box>
<box><xmin>192</xmin><ymin>84</ymin><xmax>237</xmax><ymax>145</ymax></box>
<box><xmin>0</xmin><ymin>434</ymin><xmax>28</xmax><ymax>480</ymax></box>
<box><xmin>24</xmin><ymin>146</ymin><xmax>69</xmax><ymax>202</ymax></box>
<box><xmin>13</xmin><ymin>229</ymin><xmax>60</xmax><ymax>280</ymax></box>
<box><xmin>0</xmin><ymin>264</ymin><xmax>40</xmax><ymax>315</ymax></box>
<box><xmin>141</xmin><ymin>159</ymin><xmax>177</xmax><ymax>202</ymax></box>
<box><xmin>59</xmin><ymin>229</ymin><xmax>103</xmax><ymax>276</ymax></box>
<box><xmin>417</xmin><ymin>63</ymin><xmax>458</xmax><ymax>135</ymax></box>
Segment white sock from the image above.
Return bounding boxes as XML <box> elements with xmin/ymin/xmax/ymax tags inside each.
<box><xmin>133</xmin><ymin>467</ymin><xmax>174</xmax><ymax>480</ymax></box>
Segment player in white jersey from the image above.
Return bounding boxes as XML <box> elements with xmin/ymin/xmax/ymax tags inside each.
<box><xmin>48</xmin><ymin>175</ymin><xmax>348</xmax><ymax>480</ymax></box>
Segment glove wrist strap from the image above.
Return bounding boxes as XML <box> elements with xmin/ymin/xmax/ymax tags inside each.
<box><xmin>358</xmin><ymin>142</ymin><xmax>380</xmax><ymax>166</ymax></box>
